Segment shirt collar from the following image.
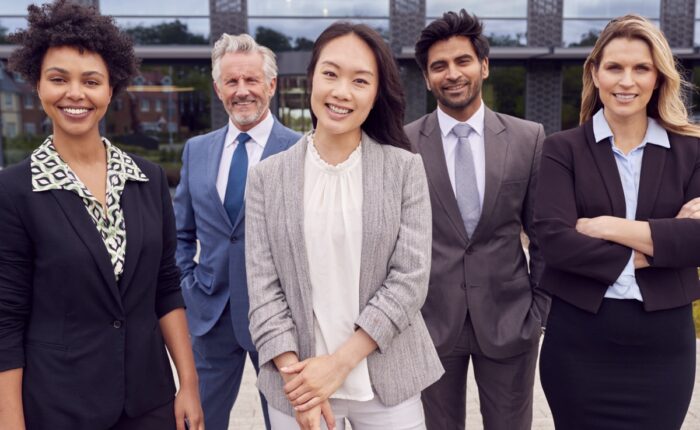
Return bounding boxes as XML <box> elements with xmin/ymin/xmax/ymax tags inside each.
<box><xmin>592</xmin><ymin>108</ymin><xmax>670</xmax><ymax>149</ymax></box>
<box><xmin>31</xmin><ymin>136</ymin><xmax>147</xmax><ymax>193</ymax></box>
<box><xmin>437</xmin><ymin>101</ymin><xmax>485</xmax><ymax>139</ymax></box>
<box><xmin>224</xmin><ymin>110</ymin><xmax>274</xmax><ymax>149</ymax></box>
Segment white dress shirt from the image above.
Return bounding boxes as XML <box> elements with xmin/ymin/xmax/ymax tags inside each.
<box><xmin>437</xmin><ymin>102</ymin><xmax>486</xmax><ymax>207</ymax></box>
<box><xmin>216</xmin><ymin>111</ymin><xmax>274</xmax><ymax>202</ymax></box>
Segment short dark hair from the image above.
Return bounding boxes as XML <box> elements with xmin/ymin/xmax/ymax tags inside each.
<box><xmin>307</xmin><ymin>22</ymin><xmax>411</xmax><ymax>151</ymax></box>
<box><xmin>414</xmin><ymin>9</ymin><xmax>490</xmax><ymax>73</ymax></box>
<box><xmin>8</xmin><ymin>0</ymin><xmax>139</xmax><ymax>96</ymax></box>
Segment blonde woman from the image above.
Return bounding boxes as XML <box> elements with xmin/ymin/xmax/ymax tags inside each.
<box><xmin>534</xmin><ymin>15</ymin><xmax>700</xmax><ymax>429</ymax></box>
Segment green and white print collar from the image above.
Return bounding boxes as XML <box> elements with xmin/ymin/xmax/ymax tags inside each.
<box><xmin>31</xmin><ymin>136</ymin><xmax>148</xmax><ymax>193</ymax></box>
<box><xmin>30</xmin><ymin>136</ymin><xmax>148</xmax><ymax>280</ymax></box>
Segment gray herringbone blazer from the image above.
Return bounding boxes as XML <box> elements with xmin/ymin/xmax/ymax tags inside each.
<box><xmin>245</xmin><ymin>132</ymin><xmax>444</xmax><ymax>415</ymax></box>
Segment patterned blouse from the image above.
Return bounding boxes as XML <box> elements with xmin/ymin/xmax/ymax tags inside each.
<box><xmin>31</xmin><ymin>136</ymin><xmax>148</xmax><ymax>280</ymax></box>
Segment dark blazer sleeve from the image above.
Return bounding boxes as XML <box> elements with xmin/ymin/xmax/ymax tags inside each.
<box><xmin>534</xmin><ymin>130</ymin><xmax>631</xmax><ymax>286</ymax></box>
<box><xmin>0</xmin><ymin>177</ymin><xmax>33</xmax><ymax>371</ymax></box>
<box><xmin>154</xmin><ymin>166</ymin><xmax>185</xmax><ymax>318</ymax></box>
<box><xmin>173</xmin><ymin>140</ymin><xmax>197</xmax><ymax>288</ymax></box>
<box><xmin>521</xmin><ymin>123</ymin><xmax>550</xmax><ymax>325</ymax></box>
<box><xmin>647</xmin><ymin>138</ymin><xmax>700</xmax><ymax>268</ymax></box>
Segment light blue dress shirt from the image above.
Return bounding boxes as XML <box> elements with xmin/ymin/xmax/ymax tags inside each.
<box><xmin>592</xmin><ymin>109</ymin><xmax>670</xmax><ymax>301</ymax></box>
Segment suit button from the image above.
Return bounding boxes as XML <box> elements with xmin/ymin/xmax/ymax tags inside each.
<box><xmin>461</xmin><ymin>283</ymin><xmax>467</xmax><ymax>290</ymax></box>
<box><xmin>465</xmin><ymin>248</ymin><xmax>473</xmax><ymax>255</ymax></box>
<box><xmin>230</xmin><ymin>237</ymin><xmax>237</xmax><ymax>243</ymax></box>
<box><xmin>112</xmin><ymin>320</ymin><xmax>122</xmax><ymax>329</ymax></box>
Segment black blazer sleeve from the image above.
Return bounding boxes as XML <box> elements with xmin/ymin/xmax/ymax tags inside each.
<box><xmin>0</xmin><ymin>170</ymin><xmax>33</xmax><ymax>371</ymax></box>
<box><xmin>154</xmin><ymin>166</ymin><xmax>185</xmax><ymax>317</ymax></box>
<box><xmin>534</xmin><ymin>128</ymin><xmax>631</xmax><ymax>286</ymax></box>
<box><xmin>647</xmin><ymin>136</ymin><xmax>700</xmax><ymax>268</ymax></box>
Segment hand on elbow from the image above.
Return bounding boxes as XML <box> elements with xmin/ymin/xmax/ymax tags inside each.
<box><xmin>676</xmin><ymin>197</ymin><xmax>700</xmax><ymax>219</ymax></box>
<box><xmin>576</xmin><ymin>216</ymin><xmax>617</xmax><ymax>240</ymax></box>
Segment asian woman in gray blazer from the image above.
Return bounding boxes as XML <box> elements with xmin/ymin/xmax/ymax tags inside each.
<box><xmin>245</xmin><ymin>23</ymin><xmax>443</xmax><ymax>430</ymax></box>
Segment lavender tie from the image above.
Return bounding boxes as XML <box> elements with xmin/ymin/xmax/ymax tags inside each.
<box><xmin>453</xmin><ymin>123</ymin><xmax>480</xmax><ymax>238</ymax></box>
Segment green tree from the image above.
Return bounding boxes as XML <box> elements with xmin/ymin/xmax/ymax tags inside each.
<box><xmin>125</xmin><ymin>20</ymin><xmax>207</xmax><ymax>45</ymax></box>
<box><xmin>488</xmin><ymin>33</ymin><xmax>525</xmax><ymax>47</ymax></box>
<box><xmin>255</xmin><ymin>27</ymin><xmax>292</xmax><ymax>52</ymax></box>
<box><xmin>0</xmin><ymin>24</ymin><xmax>9</xmax><ymax>45</ymax></box>
<box><xmin>294</xmin><ymin>37</ymin><xmax>314</xmax><ymax>51</ymax></box>
<box><xmin>569</xmin><ymin>30</ymin><xmax>600</xmax><ymax>47</ymax></box>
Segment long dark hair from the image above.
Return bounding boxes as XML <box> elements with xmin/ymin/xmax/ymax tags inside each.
<box><xmin>307</xmin><ymin>22</ymin><xmax>411</xmax><ymax>151</ymax></box>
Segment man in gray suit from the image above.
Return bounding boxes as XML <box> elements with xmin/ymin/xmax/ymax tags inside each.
<box><xmin>174</xmin><ymin>33</ymin><xmax>299</xmax><ymax>430</ymax></box>
<box><xmin>405</xmin><ymin>10</ymin><xmax>550</xmax><ymax>430</ymax></box>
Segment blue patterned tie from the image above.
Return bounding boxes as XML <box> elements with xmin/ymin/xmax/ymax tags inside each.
<box><xmin>223</xmin><ymin>133</ymin><xmax>251</xmax><ymax>225</ymax></box>
<box><xmin>453</xmin><ymin>123</ymin><xmax>481</xmax><ymax>238</ymax></box>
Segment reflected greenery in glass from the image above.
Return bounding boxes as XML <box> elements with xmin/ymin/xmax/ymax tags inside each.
<box><xmin>123</xmin><ymin>20</ymin><xmax>208</xmax><ymax>45</ymax></box>
<box><xmin>561</xmin><ymin>64</ymin><xmax>583</xmax><ymax>130</ymax></box>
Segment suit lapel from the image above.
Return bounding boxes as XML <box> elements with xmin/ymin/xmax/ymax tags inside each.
<box><xmin>636</xmin><ymin>140</ymin><xmax>668</xmax><ymax>220</ymax></box>
<box><xmin>584</xmin><ymin>122</ymin><xmax>627</xmax><ymax>218</ymax></box>
<box><xmin>418</xmin><ymin>111</ymin><xmax>469</xmax><ymax>244</ymax></box>
<box><xmin>260</xmin><ymin>119</ymin><xmax>288</xmax><ymax>161</ymax></box>
<box><xmin>207</xmin><ymin>126</ymin><xmax>234</xmax><ymax>230</ymax></box>
<box><xmin>282</xmin><ymin>135</ymin><xmax>313</xmax><ymax>318</ymax></box>
<box><xmin>50</xmin><ymin>190</ymin><xmax>123</xmax><ymax>308</ymax></box>
<box><xmin>474</xmin><ymin>108</ymin><xmax>508</xmax><ymax>242</ymax></box>
<box><xmin>358</xmin><ymin>133</ymin><xmax>382</xmax><ymax>306</ymax></box>
<box><xmin>117</xmin><ymin>181</ymin><xmax>142</xmax><ymax>295</ymax></box>
<box><xmin>231</xmin><ymin>120</ymin><xmax>290</xmax><ymax>231</ymax></box>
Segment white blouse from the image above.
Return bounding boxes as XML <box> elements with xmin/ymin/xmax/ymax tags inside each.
<box><xmin>303</xmin><ymin>135</ymin><xmax>373</xmax><ymax>401</ymax></box>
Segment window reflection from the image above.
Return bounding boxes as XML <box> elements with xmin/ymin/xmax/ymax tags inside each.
<box><xmin>101</xmin><ymin>0</ymin><xmax>209</xmax><ymax>15</ymax></box>
<box><xmin>563</xmin><ymin>19</ymin><xmax>660</xmax><ymax>47</ymax></box>
<box><xmin>249</xmin><ymin>0</ymin><xmax>388</xmax><ymax>17</ymax></box>
<box><xmin>561</xmin><ymin>64</ymin><xmax>583</xmax><ymax>130</ymax></box>
<box><xmin>249</xmin><ymin>19</ymin><xmax>390</xmax><ymax>51</ymax></box>
<box><xmin>277</xmin><ymin>75</ymin><xmax>312</xmax><ymax>133</ymax></box>
<box><xmin>115</xmin><ymin>18</ymin><xmax>209</xmax><ymax>44</ymax></box>
<box><xmin>423</xmin><ymin>18</ymin><xmax>526</xmax><ymax>46</ymax></box>
<box><xmin>0</xmin><ymin>18</ymin><xmax>30</xmax><ymax>44</ymax></box>
<box><xmin>426</xmin><ymin>0</ymin><xmax>527</xmax><ymax>18</ymax></box>
<box><xmin>0</xmin><ymin>0</ymin><xmax>51</xmax><ymax>15</ymax></box>
<box><xmin>563</xmin><ymin>0</ymin><xmax>660</xmax><ymax>18</ymax></box>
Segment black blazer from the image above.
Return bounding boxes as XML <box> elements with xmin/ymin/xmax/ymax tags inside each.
<box><xmin>0</xmin><ymin>155</ymin><xmax>184</xmax><ymax>429</ymax></box>
<box><xmin>534</xmin><ymin>120</ymin><xmax>700</xmax><ymax>313</ymax></box>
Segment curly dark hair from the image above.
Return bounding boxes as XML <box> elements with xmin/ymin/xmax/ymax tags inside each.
<box><xmin>414</xmin><ymin>9</ymin><xmax>490</xmax><ymax>73</ymax></box>
<box><xmin>8</xmin><ymin>0</ymin><xmax>139</xmax><ymax>95</ymax></box>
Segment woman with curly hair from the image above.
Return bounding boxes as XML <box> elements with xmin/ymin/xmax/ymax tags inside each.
<box><xmin>0</xmin><ymin>1</ymin><xmax>203</xmax><ymax>429</ymax></box>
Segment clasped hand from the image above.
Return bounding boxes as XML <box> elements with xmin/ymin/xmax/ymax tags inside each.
<box><xmin>281</xmin><ymin>354</ymin><xmax>350</xmax><ymax>411</ymax></box>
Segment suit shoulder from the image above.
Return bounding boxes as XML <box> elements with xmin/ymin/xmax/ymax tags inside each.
<box><xmin>0</xmin><ymin>158</ymin><xmax>31</xmax><ymax>193</ymax></box>
<box><xmin>276</xmin><ymin>123</ymin><xmax>302</xmax><ymax>143</ymax></box>
<box><xmin>184</xmin><ymin>126</ymin><xmax>227</xmax><ymax>148</ymax></box>
<box><xmin>495</xmin><ymin>112</ymin><xmax>542</xmax><ymax>135</ymax></box>
<box><xmin>404</xmin><ymin>114</ymin><xmax>431</xmax><ymax>136</ymax></box>
<box><xmin>544</xmin><ymin>124</ymin><xmax>586</xmax><ymax>146</ymax></box>
<box><xmin>129</xmin><ymin>154</ymin><xmax>163</xmax><ymax>179</ymax></box>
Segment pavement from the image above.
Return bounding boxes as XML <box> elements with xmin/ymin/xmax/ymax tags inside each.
<box><xmin>223</xmin><ymin>340</ymin><xmax>700</xmax><ymax>429</ymax></box>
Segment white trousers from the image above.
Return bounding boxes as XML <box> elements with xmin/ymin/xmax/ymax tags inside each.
<box><xmin>268</xmin><ymin>394</ymin><xmax>426</xmax><ymax>430</ymax></box>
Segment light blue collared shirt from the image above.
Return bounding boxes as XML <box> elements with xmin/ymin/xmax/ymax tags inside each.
<box><xmin>592</xmin><ymin>109</ymin><xmax>670</xmax><ymax>301</ymax></box>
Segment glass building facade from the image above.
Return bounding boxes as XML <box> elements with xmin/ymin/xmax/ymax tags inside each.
<box><xmin>1</xmin><ymin>0</ymin><xmax>699</xmax><ymax>178</ymax></box>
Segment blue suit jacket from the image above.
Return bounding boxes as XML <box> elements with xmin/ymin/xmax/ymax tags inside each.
<box><xmin>174</xmin><ymin>118</ymin><xmax>300</xmax><ymax>350</ymax></box>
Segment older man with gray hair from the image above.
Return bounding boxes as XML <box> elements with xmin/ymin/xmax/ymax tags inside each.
<box><xmin>174</xmin><ymin>33</ymin><xmax>300</xmax><ymax>430</ymax></box>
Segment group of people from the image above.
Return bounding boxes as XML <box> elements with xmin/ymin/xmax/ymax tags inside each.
<box><xmin>0</xmin><ymin>1</ymin><xmax>699</xmax><ymax>430</ymax></box>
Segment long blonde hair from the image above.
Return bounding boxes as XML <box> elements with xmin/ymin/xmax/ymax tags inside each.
<box><xmin>580</xmin><ymin>14</ymin><xmax>700</xmax><ymax>137</ymax></box>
